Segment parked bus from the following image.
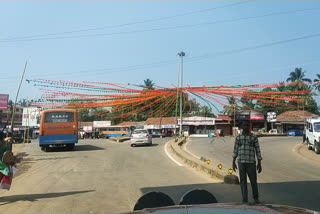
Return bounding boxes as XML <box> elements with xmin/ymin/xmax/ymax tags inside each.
<box><xmin>39</xmin><ymin>109</ymin><xmax>78</xmax><ymax>151</ymax></box>
<box><xmin>99</xmin><ymin>126</ymin><xmax>131</xmax><ymax>138</ymax></box>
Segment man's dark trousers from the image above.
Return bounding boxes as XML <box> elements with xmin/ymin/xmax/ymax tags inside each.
<box><xmin>238</xmin><ymin>162</ymin><xmax>259</xmax><ymax>202</ymax></box>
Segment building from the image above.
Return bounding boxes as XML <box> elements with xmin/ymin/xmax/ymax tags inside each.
<box><xmin>178</xmin><ymin>116</ymin><xmax>216</xmax><ymax>136</ymax></box>
<box><xmin>145</xmin><ymin>117</ymin><xmax>176</xmax><ymax>136</ymax></box>
<box><xmin>276</xmin><ymin>110</ymin><xmax>317</xmax><ymax>133</ymax></box>
<box><xmin>215</xmin><ymin>115</ymin><xmax>232</xmax><ymax>136</ymax></box>
<box><xmin>0</xmin><ymin>105</ymin><xmax>24</xmax><ymax>130</ymax></box>
<box><xmin>235</xmin><ymin>110</ymin><xmax>265</xmax><ymax>132</ymax></box>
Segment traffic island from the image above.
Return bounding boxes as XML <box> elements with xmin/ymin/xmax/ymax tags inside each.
<box><xmin>109</xmin><ymin>137</ymin><xmax>131</xmax><ymax>143</ymax></box>
<box><xmin>168</xmin><ymin>137</ymin><xmax>239</xmax><ymax>184</ymax></box>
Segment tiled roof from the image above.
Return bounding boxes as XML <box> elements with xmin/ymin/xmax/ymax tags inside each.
<box><xmin>216</xmin><ymin>115</ymin><xmax>232</xmax><ymax>122</ymax></box>
<box><xmin>277</xmin><ymin>110</ymin><xmax>317</xmax><ymax>122</ymax></box>
<box><xmin>117</xmin><ymin>121</ymin><xmax>137</xmax><ymax>126</ymax></box>
<box><xmin>146</xmin><ymin>117</ymin><xmax>176</xmax><ymax>125</ymax></box>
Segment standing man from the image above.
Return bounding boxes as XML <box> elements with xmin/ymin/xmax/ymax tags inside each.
<box><xmin>232</xmin><ymin>120</ymin><xmax>262</xmax><ymax>203</ymax></box>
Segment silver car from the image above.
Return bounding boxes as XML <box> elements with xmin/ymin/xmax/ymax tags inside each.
<box><xmin>130</xmin><ymin>129</ymin><xmax>152</xmax><ymax>147</ymax></box>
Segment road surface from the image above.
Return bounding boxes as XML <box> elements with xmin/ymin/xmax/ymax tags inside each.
<box><xmin>186</xmin><ymin>136</ymin><xmax>320</xmax><ymax>211</ymax></box>
<box><xmin>0</xmin><ymin>138</ymin><xmax>216</xmax><ymax>214</ymax></box>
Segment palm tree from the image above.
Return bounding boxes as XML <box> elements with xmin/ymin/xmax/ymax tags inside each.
<box><xmin>143</xmin><ymin>78</ymin><xmax>155</xmax><ymax>90</ymax></box>
<box><xmin>286</xmin><ymin>68</ymin><xmax>311</xmax><ymax>83</ymax></box>
<box><xmin>314</xmin><ymin>74</ymin><xmax>320</xmax><ymax>92</ymax></box>
<box><xmin>222</xmin><ymin>96</ymin><xmax>239</xmax><ymax>116</ymax></box>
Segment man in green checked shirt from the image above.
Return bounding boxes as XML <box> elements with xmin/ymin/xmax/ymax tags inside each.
<box><xmin>232</xmin><ymin>120</ymin><xmax>262</xmax><ymax>204</ymax></box>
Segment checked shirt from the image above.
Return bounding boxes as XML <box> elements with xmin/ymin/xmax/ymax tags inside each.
<box><xmin>232</xmin><ymin>133</ymin><xmax>262</xmax><ymax>163</ymax></box>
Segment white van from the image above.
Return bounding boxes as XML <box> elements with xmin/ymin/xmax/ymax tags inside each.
<box><xmin>305</xmin><ymin>117</ymin><xmax>320</xmax><ymax>154</ymax></box>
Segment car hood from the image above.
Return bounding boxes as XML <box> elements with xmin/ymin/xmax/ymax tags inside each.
<box><xmin>122</xmin><ymin>203</ymin><xmax>317</xmax><ymax>214</ymax></box>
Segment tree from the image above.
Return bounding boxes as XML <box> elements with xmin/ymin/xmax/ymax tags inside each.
<box><xmin>313</xmin><ymin>74</ymin><xmax>320</xmax><ymax>92</ymax></box>
<box><xmin>222</xmin><ymin>96</ymin><xmax>240</xmax><ymax>116</ymax></box>
<box><xmin>199</xmin><ymin>105</ymin><xmax>216</xmax><ymax>117</ymax></box>
<box><xmin>286</xmin><ymin>68</ymin><xmax>311</xmax><ymax>83</ymax></box>
<box><xmin>143</xmin><ymin>78</ymin><xmax>155</xmax><ymax>90</ymax></box>
<box><xmin>18</xmin><ymin>99</ymin><xmax>28</xmax><ymax>107</ymax></box>
<box><xmin>240</xmin><ymin>97</ymin><xmax>255</xmax><ymax>110</ymax></box>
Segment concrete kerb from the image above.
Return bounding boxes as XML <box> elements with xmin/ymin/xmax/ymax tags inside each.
<box><xmin>168</xmin><ymin>137</ymin><xmax>239</xmax><ymax>184</ymax></box>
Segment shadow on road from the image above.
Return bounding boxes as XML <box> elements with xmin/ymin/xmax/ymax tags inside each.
<box><xmin>133</xmin><ymin>144</ymin><xmax>159</xmax><ymax>147</ymax></box>
<box><xmin>47</xmin><ymin>145</ymin><xmax>105</xmax><ymax>152</ymax></box>
<box><xmin>0</xmin><ymin>190</ymin><xmax>95</xmax><ymax>205</ymax></box>
<box><xmin>140</xmin><ymin>181</ymin><xmax>320</xmax><ymax>211</ymax></box>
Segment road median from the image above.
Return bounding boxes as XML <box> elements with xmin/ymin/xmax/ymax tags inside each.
<box><xmin>109</xmin><ymin>137</ymin><xmax>131</xmax><ymax>143</ymax></box>
<box><xmin>168</xmin><ymin>137</ymin><xmax>239</xmax><ymax>184</ymax></box>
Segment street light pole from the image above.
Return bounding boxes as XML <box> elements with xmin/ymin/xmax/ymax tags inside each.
<box><xmin>178</xmin><ymin>51</ymin><xmax>185</xmax><ymax>137</ymax></box>
<box><xmin>174</xmin><ymin>69</ymin><xmax>180</xmax><ymax>136</ymax></box>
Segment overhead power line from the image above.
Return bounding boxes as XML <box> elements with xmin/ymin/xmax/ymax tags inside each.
<box><xmin>185</xmin><ymin>32</ymin><xmax>320</xmax><ymax>62</ymax></box>
<box><xmin>1</xmin><ymin>1</ymin><xmax>251</xmax><ymax>41</ymax></box>
<box><xmin>0</xmin><ymin>8</ymin><xmax>317</xmax><ymax>43</ymax></box>
<box><xmin>1</xmin><ymin>31</ymin><xmax>319</xmax><ymax>81</ymax></box>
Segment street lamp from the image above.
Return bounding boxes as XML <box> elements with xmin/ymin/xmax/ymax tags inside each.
<box><xmin>177</xmin><ymin>51</ymin><xmax>185</xmax><ymax>137</ymax></box>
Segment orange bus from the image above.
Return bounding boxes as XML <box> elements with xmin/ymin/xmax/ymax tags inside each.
<box><xmin>99</xmin><ymin>126</ymin><xmax>132</xmax><ymax>138</ymax></box>
<box><xmin>39</xmin><ymin>109</ymin><xmax>78</xmax><ymax>151</ymax></box>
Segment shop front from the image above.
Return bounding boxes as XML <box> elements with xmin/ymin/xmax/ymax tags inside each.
<box><xmin>250</xmin><ymin>111</ymin><xmax>265</xmax><ymax>132</ymax></box>
<box><xmin>178</xmin><ymin>116</ymin><xmax>215</xmax><ymax>136</ymax></box>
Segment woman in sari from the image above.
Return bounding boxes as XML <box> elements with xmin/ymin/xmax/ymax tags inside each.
<box><xmin>0</xmin><ymin>132</ymin><xmax>12</xmax><ymax>190</ymax></box>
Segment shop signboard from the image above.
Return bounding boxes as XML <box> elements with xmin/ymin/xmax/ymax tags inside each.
<box><xmin>178</xmin><ymin>117</ymin><xmax>215</xmax><ymax>126</ymax></box>
<box><xmin>83</xmin><ymin>126</ymin><xmax>93</xmax><ymax>133</ymax></box>
<box><xmin>235</xmin><ymin>112</ymin><xmax>250</xmax><ymax>120</ymax></box>
<box><xmin>93</xmin><ymin>121</ymin><xmax>111</xmax><ymax>128</ymax></box>
<box><xmin>250</xmin><ymin>112</ymin><xmax>265</xmax><ymax>120</ymax></box>
<box><xmin>22</xmin><ymin>107</ymin><xmax>41</xmax><ymax>127</ymax></box>
<box><xmin>267</xmin><ymin>112</ymin><xmax>277</xmax><ymax>122</ymax></box>
<box><xmin>0</xmin><ymin>94</ymin><xmax>9</xmax><ymax>110</ymax></box>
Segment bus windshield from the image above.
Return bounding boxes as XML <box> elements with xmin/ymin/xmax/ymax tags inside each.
<box><xmin>44</xmin><ymin>112</ymin><xmax>74</xmax><ymax>123</ymax></box>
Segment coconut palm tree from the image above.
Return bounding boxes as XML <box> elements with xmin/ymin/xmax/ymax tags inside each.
<box><xmin>143</xmin><ymin>78</ymin><xmax>155</xmax><ymax>90</ymax></box>
<box><xmin>286</xmin><ymin>68</ymin><xmax>311</xmax><ymax>83</ymax></box>
<box><xmin>313</xmin><ymin>74</ymin><xmax>320</xmax><ymax>92</ymax></box>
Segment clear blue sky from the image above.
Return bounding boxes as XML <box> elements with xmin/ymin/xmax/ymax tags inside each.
<box><xmin>1</xmin><ymin>1</ymin><xmax>320</xmax><ymax>103</ymax></box>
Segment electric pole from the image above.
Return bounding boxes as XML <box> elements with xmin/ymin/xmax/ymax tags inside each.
<box><xmin>178</xmin><ymin>51</ymin><xmax>185</xmax><ymax>137</ymax></box>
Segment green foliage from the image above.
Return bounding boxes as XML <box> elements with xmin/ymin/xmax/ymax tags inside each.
<box><xmin>314</xmin><ymin>74</ymin><xmax>320</xmax><ymax>92</ymax></box>
<box><xmin>222</xmin><ymin>96</ymin><xmax>240</xmax><ymax>116</ymax></box>
<box><xmin>286</xmin><ymin>68</ymin><xmax>311</xmax><ymax>83</ymax></box>
<box><xmin>143</xmin><ymin>78</ymin><xmax>155</xmax><ymax>90</ymax></box>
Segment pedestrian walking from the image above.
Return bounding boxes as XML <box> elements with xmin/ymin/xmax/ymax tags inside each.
<box><xmin>232</xmin><ymin>120</ymin><xmax>262</xmax><ymax>204</ymax></box>
<box><xmin>0</xmin><ymin>131</ymin><xmax>15</xmax><ymax>190</ymax></box>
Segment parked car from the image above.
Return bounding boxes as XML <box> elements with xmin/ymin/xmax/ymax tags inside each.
<box><xmin>130</xmin><ymin>129</ymin><xmax>152</xmax><ymax>147</ymax></box>
<box><xmin>11</xmin><ymin>132</ymin><xmax>31</xmax><ymax>144</ymax></box>
<box><xmin>287</xmin><ymin>129</ymin><xmax>303</xmax><ymax>136</ymax></box>
<box><xmin>305</xmin><ymin>117</ymin><xmax>320</xmax><ymax>154</ymax></box>
<box><xmin>151</xmin><ymin>132</ymin><xmax>165</xmax><ymax>138</ymax></box>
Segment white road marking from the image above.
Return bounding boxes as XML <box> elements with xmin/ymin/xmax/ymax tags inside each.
<box><xmin>164</xmin><ymin>141</ymin><xmax>183</xmax><ymax>167</ymax></box>
<box><xmin>183</xmin><ymin>139</ymin><xmax>201</xmax><ymax>159</ymax></box>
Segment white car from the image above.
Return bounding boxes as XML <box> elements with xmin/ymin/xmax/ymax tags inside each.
<box><xmin>130</xmin><ymin>129</ymin><xmax>152</xmax><ymax>147</ymax></box>
<box><xmin>305</xmin><ymin>117</ymin><xmax>320</xmax><ymax>154</ymax></box>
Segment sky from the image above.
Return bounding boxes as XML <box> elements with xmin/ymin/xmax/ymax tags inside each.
<box><xmin>1</xmin><ymin>1</ymin><xmax>320</xmax><ymax>105</ymax></box>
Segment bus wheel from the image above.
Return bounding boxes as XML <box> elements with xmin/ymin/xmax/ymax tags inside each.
<box><xmin>40</xmin><ymin>146</ymin><xmax>44</xmax><ymax>151</ymax></box>
<box><xmin>67</xmin><ymin>144</ymin><xmax>75</xmax><ymax>151</ymax></box>
<box><xmin>43</xmin><ymin>146</ymin><xmax>49</xmax><ymax>152</ymax></box>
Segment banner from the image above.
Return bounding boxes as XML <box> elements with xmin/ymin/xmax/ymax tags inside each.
<box><xmin>267</xmin><ymin>112</ymin><xmax>277</xmax><ymax>122</ymax></box>
<box><xmin>22</xmin><ymin>107</ymin><xmax>41</xmax><ymax>127</ymax></box>
<box><xmin>0</xmin><ymin>94</ymin><xmax>9</xmax><ymax>110</ymax></box>
<box><xmin>250</xmin><ymin>111</ymin><xmax>265</xmax><ymax>120</ymax></box>
<box><xmin>93</xmin><ymin>121</ymin><xmax>111</xmax><ymax>128</ymax></box>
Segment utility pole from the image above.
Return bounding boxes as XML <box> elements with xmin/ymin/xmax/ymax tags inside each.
<box><xmin>10</xmin><ymin>61</ymin><xmax>27</xmax><ymax>150</ymax></box>
<box><xmin>178</xmin><ymin>51</ymin><xmax>185</xmax><ymax>137</ymax></box>
<box><xmin>233</xmin><ymin>104</ymin><xmax>236</xmax><ymax>128</ymax></box>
